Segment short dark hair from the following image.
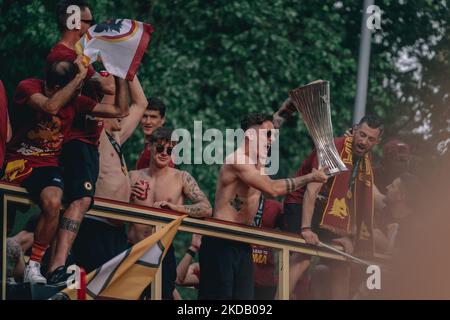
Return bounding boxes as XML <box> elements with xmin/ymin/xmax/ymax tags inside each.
<box><xmin>56</xmin><ymin>0</ymin><xmax>90</xmax><ymax>31</ymax></box>
<box><xmin>45</xmin><ymin>61</ymin><xmax>77</xmax><ymax>89</ymax></box>
<box><xmin>149</xmin><ymin>127</ymin><xmax>173</xmax><ymax>145</ymax></box>
<box><xmin>146</xmin><ymin>97</ymin><xmax>166</xmax><ymax>117</ymax></box>
<box><xmin>240</xmin><ymin>113</ymin><xmax>273</xmax><ymax>131</ymax></box>
<box><xmin>358</xmin><ymin>114</ymin><xmax>384</xmax><ymax>136</ymax></box>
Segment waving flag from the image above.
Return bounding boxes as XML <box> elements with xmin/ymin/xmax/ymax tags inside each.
<box><xmin>53</xmin><ymin>215</ymin><xmax>185</xmax><ymax>300</ymax></box>
<box><xmin>77</xmin><ymin>19</ymin><xmax>154</xmax><ymax>80</ymax></box>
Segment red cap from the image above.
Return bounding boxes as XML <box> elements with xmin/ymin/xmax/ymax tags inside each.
<box><xmin>382</xmin><ymin>139</ymin><xmax>411</xmax><ymax>161</ymax></box>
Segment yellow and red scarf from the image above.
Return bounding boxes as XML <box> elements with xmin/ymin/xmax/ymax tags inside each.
<box><xmin>318</xmin><ymin>137</ymin><xmax>375</xmax><ymax>254</ymax></box>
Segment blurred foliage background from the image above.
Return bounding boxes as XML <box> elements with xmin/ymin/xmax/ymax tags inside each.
<box><xmin>2</xmin><ymin>0</ymin><xmax>450</xmax><ymax>299</ymax></box>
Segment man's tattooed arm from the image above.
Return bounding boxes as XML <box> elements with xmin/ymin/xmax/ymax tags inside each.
<box><xmin>283</xmin><ymin>174</ymin><xmax>321</xmax><ymax>194</ymax></box>
<box><xmin>180</xmin><ymin>171</ymin><xmax>213</xmax><ymax>218</ymax></box>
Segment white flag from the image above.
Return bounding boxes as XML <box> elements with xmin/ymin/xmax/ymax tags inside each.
<box><xmin>77</xmin><ymin>19</ymin><xmax>154</xmax><ymax>80</ymax></box>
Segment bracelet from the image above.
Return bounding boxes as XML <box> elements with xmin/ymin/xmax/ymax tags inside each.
<box><xmin>186</xmin><ymin>249</ymin><xmax>196</xmax><ymax>258</ymax></box>
<box><xmin>301</xmin><ymin>226</ymin><xmax>312</xmax><ymax>232</ymax></box>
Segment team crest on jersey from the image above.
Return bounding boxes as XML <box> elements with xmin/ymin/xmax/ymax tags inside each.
<box><xmin>84</xmin><ymin>182</ymin><xmax>93</xmax><ymax>191</ymax></box>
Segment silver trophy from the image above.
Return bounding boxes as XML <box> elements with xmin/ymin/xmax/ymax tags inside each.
<box><xmin>289</xmin><ymin>80</ymin><xmax>348</xmax><ymax>176</ymax></box>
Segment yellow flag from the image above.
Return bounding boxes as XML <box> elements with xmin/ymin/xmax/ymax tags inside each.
<box><xmin>56</xmin><ymin>215</ymin><xmax>185</xmax><ymax>300</ymax></box>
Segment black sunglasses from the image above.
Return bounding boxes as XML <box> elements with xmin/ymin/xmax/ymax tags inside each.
<box><xmin>155</xmin><ymin>144</ymin><xmax>173</xmax><ymax>155</ymax></box>
<box><xmin>81</xmin><ymin>19</ymin><xmax>96</xmax><ymax>26</ymax></box>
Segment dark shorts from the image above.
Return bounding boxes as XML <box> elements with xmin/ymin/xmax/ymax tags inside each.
<box><xmin>22</xmin><ymin>166</ymin><xmax>64</xmax><ymax>203</ymax></box>
<box><xmin>61</xmin><ymin>140</ymin><xmax>99</xmax><ymax>207</ymax></box>
<box><xmin>198</xmin><ymin>236</ymin><xmax>254</xmax><ymax>300</ymax></box>
<box><xmin>283</xmin><ymin>203</ymin><xmax>340</xmax><ymax>243</ymax></box>
<box><xmin>162</xmin><ymin>245</ymin><xmax>176</xmax><ymax>300</ymax></box>
<box><xmin>140</xmin><ymin>244</ymin><xmax>177</xmax><ymax>300</ymax></box>
<box><xmin>71</xmin><ymin>217</ymin><xmax>128</xmax><ymax>273</ymax></box>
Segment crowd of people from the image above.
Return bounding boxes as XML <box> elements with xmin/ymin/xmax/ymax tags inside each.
<box><xmin>1</xmin><ymin>0</ymin><xmax>424</xmax><ymax>300</ymax></box>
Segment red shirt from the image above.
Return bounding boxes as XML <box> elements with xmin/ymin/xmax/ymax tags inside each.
<box><xmin>5</xmin><ymin>79</ymin><xmax>97</xmax><ymax>168</ymax></box>
<box><xmin>47</xmin><ymin>43</ymin><xmax>102</xmax><ymax>145</ymax></box>
<box><xmin>252</xmin><ymin>199</ymin><xmax>283</xmax><ymax>288</ymax></box>
<box><xmin>0</xmin><ymin>80</ymin><xmax>8</xmax><ymax>168</ymax></box>
<box><xmin>135</xmin><ymin>143</ymin><xmax>175</xmax><ymax>169</ymax></box>
<box><xmin>47</xmin><ymin>43</ymin><xmax>95</xmax><ymax>79</ymax></box>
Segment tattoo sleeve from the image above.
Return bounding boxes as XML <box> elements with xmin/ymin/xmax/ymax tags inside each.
<box><xmin>181</xmin><ymin>171</ymin><xmax>212</xmax><ymax>218</ymax></box>
<box><xmin>59</xmin><ymin>216</ymin><xmax>81</xmax><ymax>234</ymax></box>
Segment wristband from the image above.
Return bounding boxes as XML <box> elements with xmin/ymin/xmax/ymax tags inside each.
<box><xmin>186</xmin><ymin>249</ymin><xmax>196</xmax><ymax>258</ymax></box>
<box><xmin>301</xmin><ymin>226</ymin><xmax>312</xmax><ymax>232</ymax></box>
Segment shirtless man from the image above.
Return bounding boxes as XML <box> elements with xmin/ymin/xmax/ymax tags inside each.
<box><xmin>198</xmin><ymin>112</ymin><xmax>328</xmax><ymax>300</ymax></box>
<box><xmin>128</xmin><ymin>127</ymin><xmax>212</xmax><ymax>299</ymax></box>
<box><xmin>71</xmin><ymin>75</ymin><xmax>148</xmax><ymax>273</ymax></box>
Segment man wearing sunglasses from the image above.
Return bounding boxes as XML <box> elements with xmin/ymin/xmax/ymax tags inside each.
<box><xmin>128</xmin><ymin>127</ymin><xmax>212</xmax><ymax>300</ymax></box>
<box><xmin>48</xmin><ymin>0</ymin><xmax>114</xmax><ymax>95</ymax></box>
<box><xmin>198</xmin><ymin>112</ymin><xmax>328</xmax><ymax>300</ymax></box>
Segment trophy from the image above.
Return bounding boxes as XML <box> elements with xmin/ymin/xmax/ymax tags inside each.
<box><xmin>289</xmin><ymin>80</ymin><xmax>348</xmax><ymax>176</ymax></box>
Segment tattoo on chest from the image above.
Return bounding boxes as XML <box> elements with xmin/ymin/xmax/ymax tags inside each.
<box><xmin>230</xmin><ymin>194</ymin><xmax>244</xmax><ymax>212</ymax></box>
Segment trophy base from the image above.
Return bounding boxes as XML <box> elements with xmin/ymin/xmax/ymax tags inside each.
<box><xmin>324</xmin><ymin>167</ymin><xmax>347</xmax><ymax>177</ymax></box>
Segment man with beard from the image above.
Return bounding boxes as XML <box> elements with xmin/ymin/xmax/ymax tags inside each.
<box><xmin>284</xmin><ymin>114</ymin><xmax>384</xmax><ymax>299</ymax></box>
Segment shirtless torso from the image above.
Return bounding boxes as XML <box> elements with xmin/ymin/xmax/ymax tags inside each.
<box><xmin>214</xmin><ymin>154</ymin><xmax>262</xmax><ymax>225</ymax></box>
<box><xmin>128</xmin><ymin>160</ymin><xmax>212</xmax><ymax>243</ymax></box>
<box><xmin>95</xmin><ymin>130</ymin><xmax>131</xmax><ymax>202</ymax></box>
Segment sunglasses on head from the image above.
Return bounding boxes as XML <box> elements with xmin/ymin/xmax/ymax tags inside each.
<box><xmin>155</xmin><ymin>144</ymin><xmax>173</xmax><ymax>155</ymax></box>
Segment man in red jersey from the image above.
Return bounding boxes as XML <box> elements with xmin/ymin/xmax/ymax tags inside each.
<box><xmin>70</xmin><ymin>75</ymin><xmax>148</xmax><ymax>275</ymax></box>
<box><xmin>135</xmin><ymin>97</ymin><xmax>173</xmax><ymax>170</ymax></box>
<box><xmin>3</xmin><ymin>59</ymin><xmax>129</xmax><ymax>284</ymax></box>
<box><xmin>47</xmin><ymin>0</ymin><xmax>114</xmax><ymax>94</ymax></box>
<box><xmin>0</xmin><ymin>80</ymin><xmax>12</xmax><ymax>172</ymax></box>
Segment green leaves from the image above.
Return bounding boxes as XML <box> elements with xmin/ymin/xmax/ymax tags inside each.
<box><xmin>1</xmin><ymin>0</ymin><xmax>448</xmax><ymax>205</ymax></box>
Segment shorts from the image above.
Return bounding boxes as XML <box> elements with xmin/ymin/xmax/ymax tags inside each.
<box><xmin>61</xmin><ymin>140</ymin><xmax>99</xmax><ymax>208</ymax></box>
<box><xmin>71</xmin><ymin>217</ymin><xmax>128</xmax><ymax>273</ymax></box>
<box><xmin>198</xmin><ymin>236</ymin><xmax>254</xmax><ymax>300</ymax></box>
<box><xmin>140</xmin><ymin>245</ymin><xmax>177</xmax><ymax>300</ymax></box>
<box><xmin>21</xmin><ymin>166</ymin><xmax>64</xmax><ymax>203</ymax></box>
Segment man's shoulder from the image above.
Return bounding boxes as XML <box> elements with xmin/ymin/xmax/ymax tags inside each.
<box><xmin>47</xmin><ymin>43</ymin><xmax>75</xmax><ymax>63</ymax></box>
<box><xmin>14</xmin><ymin>79</ymin><xmax>44</xmax><ymax>105</ymax></box>
<box><xmin>129</xmin><ymin>168</ymin><xmax>147</xmax><ymax>178</ymax></box>
<box><xmin>17</xmin><ymin>79</ymin><xmax>43</xmax><ymax>90</ymax></box>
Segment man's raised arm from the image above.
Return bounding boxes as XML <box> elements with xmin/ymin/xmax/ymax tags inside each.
<box><xmin>28</xmin><ymin>57</ymin><xmax>87</xmax><ymax>115</ymax></box>
<box><xmin>117</xmin><ymin>76</ymin><xmax>148</xmax><ymax>143</ymax></box>
<box><xmin>90</xmin><ymin>76</ymin><xmax>129</xmax><ymax>118</ymax></box>
<box><xmin>272</xmin><ymin>97</ymin><xmax>297</xmax><ymax>129</ymax></box>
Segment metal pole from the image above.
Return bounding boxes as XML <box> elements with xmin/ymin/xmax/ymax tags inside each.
<box><xmin>353</xmin><ymin>0</ymin><xmax>374</xmax><ymax>124</ymax></box>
